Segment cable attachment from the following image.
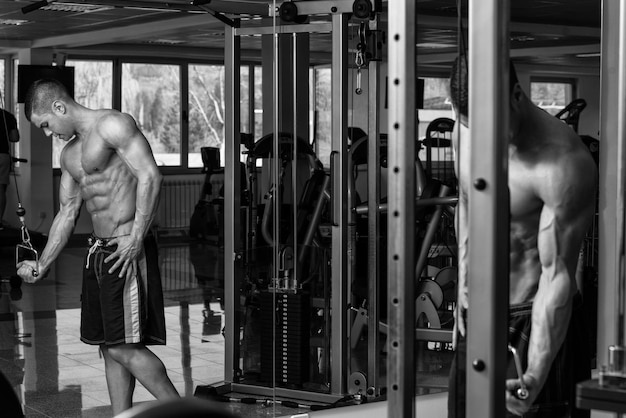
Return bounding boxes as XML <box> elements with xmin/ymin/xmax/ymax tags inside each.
<box><xmin>16</xmin><ymin>203</ymin><xmax>25</xmax><ymax>222</ymax></box>
<box><xmin>508</xmin><ymin>344</ymin><xmax>529</xmax><ymax>400</ymax></box>
<box><xmin>15</xmin><ymin>204</ymin><xmax>40</xmax><ymax>278</ymax></box>
<box><xmin>354</xmin><ymin>22</ymin><xmax>370</xmax><ymax>95</ymax></box>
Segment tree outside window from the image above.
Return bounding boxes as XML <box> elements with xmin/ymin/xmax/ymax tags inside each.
<box><xmin>530</xmin><ymin>80</ymin><xmax>574</xmax><ymax>116</ymax></box>
<box><xmin>122</xmin><ymin>63</ymin><xmax>181</xmax><ymax>166</ymax></box>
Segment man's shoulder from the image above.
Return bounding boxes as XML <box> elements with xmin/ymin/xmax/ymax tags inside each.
<box><xmin>94</xmin><ymin>110</ymin><xmax>139</xmax><ymax>139</ymax></box>
<box><xmin>95</xmin><ymin>109</ymin><xmax>133</xmax><ymax>124</ymax></box>
<box><xmin>532</xmin><ymin>118</ymin><xmax>595</xmax><ymax>170</ymax></box>
<box><xmin>532</xmin><ymin>134</ymin><xmax>597</xmax><ymax>204</ymax></box>
<box><xmin>555</xmin><ymin>132</ymin><xmax>596</xmax><ymax>174</ymax></box>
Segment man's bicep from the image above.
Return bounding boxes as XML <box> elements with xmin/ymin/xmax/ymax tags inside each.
<box><xmin>537</xmin><ymin>176</ymin><xmax>595</xmax><ymax>273</ymax></box>
<box><xmin>118</xmin><ymin>131</ymin><xmax>160</xmax><ymax>178</ymax></box>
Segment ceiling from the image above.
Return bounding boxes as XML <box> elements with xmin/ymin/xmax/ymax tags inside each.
<box><xmin>0</xmin><ymin>0</ymin><xmax>602</xmax><ymax>71</ymax></box>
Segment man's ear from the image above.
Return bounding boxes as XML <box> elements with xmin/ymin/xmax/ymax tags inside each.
<box><xmin>52</xmin><ymin>100</ymin><xmax>66</xmax><ymax>114</ymax></box>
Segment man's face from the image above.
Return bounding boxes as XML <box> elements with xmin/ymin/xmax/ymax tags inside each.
<box><xmin>30</xmin><ymin>111</ymin><xmax>73</xmax><ymax>142</ymax></box>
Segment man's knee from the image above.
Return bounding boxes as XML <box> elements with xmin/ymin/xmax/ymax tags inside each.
<box><xmin>102</xmin><ymin>343</ymin><xmax>143</xmax><ymax>365</ymax></box>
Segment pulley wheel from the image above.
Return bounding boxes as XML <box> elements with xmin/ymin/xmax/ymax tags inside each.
<box><xmin>348</xmin><ymin>371</ymin><xmax>367</xmax><ymax>394</ymax></box>
<box><xmin>416</xmin><ymin>279</ymin><xmax>444</xmax><ymax>309</ymax></box>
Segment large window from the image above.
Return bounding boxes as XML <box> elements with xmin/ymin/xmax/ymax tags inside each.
<box><xmin>46</xmin><ymin>61</ymin><xmax>261</xmax><ymax>170</ymax></box>
<box><xmin>188</xmin><ymin>64</ymin><xmax>224</xmax><ymax>168</ymax></box>
<box><xmin>188</xmin><ymin>64</ymin><xmax>262</xmax><ymax>168</ymax></box>
<box><xmin>122</xmin><ymin>63</ymin><xmax>181</xmax><ymax>166</ymax></box>
<box><xmin>530</xmin><ymin>78</ymin><xmax>574</xmax><ymax>116</ymax></box>
<box><xmin>51</xmin><ymin>60</ymin><xmax>113</xmax><ymax>168</ymax></box>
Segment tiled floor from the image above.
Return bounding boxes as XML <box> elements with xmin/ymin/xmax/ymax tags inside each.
<box><xmin>0</xmin><ymin>235</ymin><xmax>236</xmax><ymax>417</ymax></box>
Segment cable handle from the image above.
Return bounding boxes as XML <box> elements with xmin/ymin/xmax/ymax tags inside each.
<box><xmin>16</xmin><ymin>205</ymin><xmax>40</xmax><ymax>277</ymax></box>
<box><xmin>508</xmin><ymin>344</ymin><xmax>529</xmax><ymax>400</ymax></box>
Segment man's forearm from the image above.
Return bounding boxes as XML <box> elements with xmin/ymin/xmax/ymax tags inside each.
<box><xmin>525</xmin><ymin>265</ymin><xmax>574</xmax><ymax>388</ymax></box>
<box><xmin>38</xmin><ymin>210</ymin><xmax>78</xmax><ymax>272</ymax></box>
<box><xmin>131</xmin><ymin>174</ymin><xmax>162</xmax><ymax>241</ymax></box>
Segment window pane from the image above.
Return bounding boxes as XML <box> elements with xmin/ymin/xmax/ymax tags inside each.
<box><xmin>530</xmin><ymin>81</ymin><xmax>573</xmax><ymax>116</ymax></box>
<box><xmin>188</xmin><ymin>64</ymin><xmax>224</xmax><ymax>168</ymax></box>
<box><xmin>417</xmin><ymin>76</ymin><xmax>454</xmax><ymax>174</ymax></box>
<box><xmin>122</xmin><ymin>63</ymin><xmax>181</xmax><ymax>166</ymax></box>
<box><xmin>314</xmin><ymin>67</ymin><xmax>331</xmax><ymax>167</ymax></box>
<box><xmin>422</xmin><ymin>77</ymin><xmax>452</xmax><ymax>110</ymax></box>
<box><xmin>254</xmin><ymin>66</ymin><xmax>263</xmax><ymax>140</ymax></box>
<box><xmin>52</xmin><ymin>60</ymin><xmax>113</xmax><ymax>168</ymax></box>
<box><xmin>0</xmin><ymin>59</ymin><xmax>6</xmax><ymax>105</ymax></box>
<box><xmin>240</xmin><ymin>65</ymin><xmax>250</xmax><ymax>134</ymax></box>
<box><xmin>419</xmin><ymin>77</ymin><xmax>454</xmax><ymax>139</ymax></box>
<box><xmin>12</xmin><ymin>59</ymin><xmax>17</xmax><ymax>122</ymax></box>
<box><xmin>66</xmin><ymin>60</ymin><xmax>112</xmax><ymax>109</ymax></box>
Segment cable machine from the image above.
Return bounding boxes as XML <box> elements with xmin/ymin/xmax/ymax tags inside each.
<box><xmin>193</xmin><ymin>1</ymin><xmax>379</xmax><ymax>407</ymax></box>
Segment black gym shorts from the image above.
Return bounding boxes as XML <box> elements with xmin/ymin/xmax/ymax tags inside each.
<box><xmin>80</xmin><ymin>234</ymin><xmax>166</xmax><ymax>346</ymax></box>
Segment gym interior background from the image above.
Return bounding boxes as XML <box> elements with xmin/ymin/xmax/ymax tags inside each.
<box><xmin>0</xmin><ymin>0</ymin><xmax>622</xmax><ymax>417</ymax></box>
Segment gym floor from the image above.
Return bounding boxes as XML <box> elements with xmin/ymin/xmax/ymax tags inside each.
<box><xmin>0</xmin><ymin>227</ymin><xmax>451</xmax><ymax>417</ymax></box>
<box><xmin>0</xmin><ymin>229</ymin><xmax>309</xmax><ymax>418</ymax></box>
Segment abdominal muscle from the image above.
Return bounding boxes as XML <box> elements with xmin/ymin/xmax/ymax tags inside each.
<box><xmin>79</xmin><ymin>159</ymin><xmax>137</xmax><ymax>238</ymax></box>
<box><xmin>509</xmin><ymin>222</ymin><xmax>542</xmax><ymax>305</ymax></box>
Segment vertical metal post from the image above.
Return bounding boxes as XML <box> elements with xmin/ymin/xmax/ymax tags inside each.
<box><xmin>224</xmin><ymin>23</ymin><xmax>242</xmax><ymax>383</ymax></box>
<box><xmin>367</xmin><ymin>16</ymin><xmax>382</xmax><ymax>395</ymax></box>
<box><xmin>598</xmin><ymin>0</ymin><xmax>623</xmax><ymax>376</ymax></box>
<box><xmin>616</xmin><ymin>0</ymin><xmax>626</xmax><ymax>351</ymax></box>
<box><xmin>292</xmin><ymin>32</ymin><xmax>299</xmax><ymax>283</ymax></box>
<box><xmin>330</xmin><ymin>12</ymin><xmax>349</xmax><ymax>395</ymax></box>
<box><xmin>387</xmin><ymin>0</ymin><xmax>416</xmax><ymax>416</ymax></box>
<box><xmin>180</xmin><ymin>65</ymin><xmax>189</xmax><ymax>168</ymax></box>
<box><xmin>466</xmin><ymin>1</ymin><xmax>510</xmax><ymax>417</ymax></box>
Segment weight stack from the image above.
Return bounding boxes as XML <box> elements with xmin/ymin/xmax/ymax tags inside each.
<box><xmin>260</xmin><ymin>291</ymin><xmax>310</xmax><ymax>387</ymax></box>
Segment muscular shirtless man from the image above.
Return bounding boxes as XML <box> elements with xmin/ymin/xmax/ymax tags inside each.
<box><xmin>447</xmin><ymin>58</ymin><xmax>597</xmax><ymax>417</ymax></box>
<box><xmin>16</xmin><ymin>78</ymin><xmax>179</xmax><ymax>415</ymax></box>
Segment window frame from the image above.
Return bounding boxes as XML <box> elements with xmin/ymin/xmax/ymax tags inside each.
<box><xmin>48</xmin><ymin>55</ymin><xmax>261</xmax><ymax>175</ymax></box>
<box><xmin>529</xmin><ymin>76</ymin><xmax>577</xmax><ymax>116</ymax></box>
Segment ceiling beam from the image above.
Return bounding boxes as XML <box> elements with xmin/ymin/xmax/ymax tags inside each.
<box><xmin>30</xmin><ymin>13</ymin><xmax>223</xmax><ymax>49</ymax></box>
<box><xmin>20</xmin><ymin>0</ymin><xmax>270</xmax><ymax>15</ymax></box>
<box><xmin>417</xmin><ymin>43</ymin><xmax>600</xmax><ymax>64</ymax></box>
<box><xmin>196</xmin><ymin>0</ymin><xmax>270</xmax><ymax>16</ymax></box>
<box><xmin>0</xmin><ymin>39</ymin><xmax>33</xmax><ymax>53</ymax></box>
<box><xmin>420</xmin><ymin>14</ymin><xmax>600</xmax><ymax>39</ymax></box>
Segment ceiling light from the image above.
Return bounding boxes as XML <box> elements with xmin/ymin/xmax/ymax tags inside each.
<box><xmin>0</xmin><ymin>19</ymin><xmax>30</xmax><ymax>26</ymax></box>
<box><xmin>576</xmin><ymin>53</ymin><xmax>600</xmax><ymax>58</ymax></box>
<box><xmin>417</xmin><ymin>43</ymin><xmax>455</xmax><ymax>49</ymax></box>
<box><xmin>510</xmin><ymin>35</ymin><xmax>535</xmax><ymax>42</ymax></box>
<box><xmin>42</xmin><ymin>2</ymin><xmax>113</xmax><ymax>13</ymax></box>
<box><xmin>145</xmin><ymin>39</ymin><xmax>186</xmax><ymax>45</ymax></box>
